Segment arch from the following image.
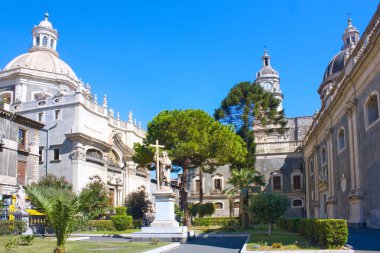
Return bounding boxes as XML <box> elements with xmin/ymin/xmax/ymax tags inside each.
<box><xmin>214</xmin><ymin>202</ymin><xmax>223</xmax><ymax>210</ymax></box>
<box><xmin>36</xmin><ymin>36</ymin><xmax>40</xmax><ymax>46</ymax></box>
<box><xmin>337</xmin><ymin>127</ymin><xmax>345</xmax><ymax>152</ymax></box>
<box><xmin>50</xmin><ymin>39</ymin><xmax>54</xmax><ymax>49</ymax></box>
<box><xmin>365</xmin><ymin>92</ymin><xmax>379</xmax><ymax>128</ymax></box>
<box><xmin>0</xmin><ymin>91</ymin><xmax>13</xmax><ymax>104</ymax></box>
<box><xmin>43</xmin><ymin>36</ymin><xmax>48</xmax><ymax>47</ymax></box>
<box><xmin>292</xmin><ymin>199</ymin><xmax>303</xmax><ymax>208</ymax></box>
<box><xmin>86</xmin><ymin>148</ymin><xmax>104</xmax><ymax>166</ymax></box>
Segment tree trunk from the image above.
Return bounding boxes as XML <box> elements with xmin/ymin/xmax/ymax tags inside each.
<box><xmin>268</xmin><ymin>221</ymin><xmax>272</xmax><ymax>236</ymax></box>
<box><xmin>241</xmin><ymin>193</ymin><xmax>249</xmax><ymax>229</ymax></box>
<box><xmin>199</xmin><ymin>168</ymin><xmax>203</xmax><ymax>204</ymax></box>
<box><xmin>180</xmin><ymin>162</ymin><xmax>191</xmax><ymax>227</ymax></box>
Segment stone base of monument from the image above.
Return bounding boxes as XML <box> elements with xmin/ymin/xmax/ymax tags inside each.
<box><xmin>132</xmin><ymin>189</ymin><xmax>191</xmax><ymax>242</ymax></box>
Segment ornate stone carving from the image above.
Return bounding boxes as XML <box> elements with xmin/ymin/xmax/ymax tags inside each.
<box><xmin>71</xmin><ymin>149</ymin><xmax>85</xmax><ymax>160</ymax></box>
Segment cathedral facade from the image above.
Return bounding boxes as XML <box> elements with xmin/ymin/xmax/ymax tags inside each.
<box><xmin>303</xmin><ymin>6</ymin><xmax>380</xmax><ymax>228</ymax></box>
<box><xmin>0</xmin><ymin>14</ymin><xmax>150</xmax><ymax>206</ymax></box>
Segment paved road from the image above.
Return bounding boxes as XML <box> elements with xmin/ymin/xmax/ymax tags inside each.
<box><xmin>169</xmin><ymin>236</ymin><xmax>247</xmax><ymax>253</ymax></box>
<box><xmin>348</xmin><ymin>228</ymin><xmax>380</xmax><ymax>253</ymax></box>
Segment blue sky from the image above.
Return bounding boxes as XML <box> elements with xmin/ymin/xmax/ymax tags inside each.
<box><xmin>0</xmin><ymin>1</ymin><xmax>378</xmax><ymax>127</ymax></box>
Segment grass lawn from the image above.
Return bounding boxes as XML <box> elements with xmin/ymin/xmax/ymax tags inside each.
<box><xmin>73</xmin><ymin>229</ymin><xmax>140</xmax><ymax>235</ymax></box>
<box><xmin>0</xmin><ymin>236</ymin><xmax>169</xmax><ymax>253</ymax></box>
<box><xmin>247</xmin><ymin>226</ymin><xmax>319</xmax><ymax>251</ymax></box>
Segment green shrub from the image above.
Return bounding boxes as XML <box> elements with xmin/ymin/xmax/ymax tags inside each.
<box><xmin>193</xmin><ymin>217</ymin><xmax>239</xmax><ymax>226</ymax></box>
<box><xmin>78</xmin><ymin>220</ymin><xmax>115</xmax><ymax>231</ymax></box>
<box><xmin>115</xmin><ymin>207</ymin><xmax>127</xmax><ymax>216</ymax></box>
<box><xmin>281</xmin><ymin>218</ymin><xmax>348</xmax><ymax>249</ymax></box>
<box><xmin>18</xmin><ymin>235</ymin><xmax>35</xmax><ymax>246</ymax></box>
<box><xmin>111</xmin><ymin>215</ymin><xmax>133</xmax><ymax>231</ymax></box>
<box><xmin>133</xmin><ymin>219</ymin><xmax>142</xmax><ymax>228</ymax></box>
<box><xmin>198</xmin><ymin>203</ymin><xmax>215</xmax><ymax>218</ymax></box>
<box><xmin>0</xmin><ymin>220</ymin><xmax>27</xmax><ymax>235</ymax></box>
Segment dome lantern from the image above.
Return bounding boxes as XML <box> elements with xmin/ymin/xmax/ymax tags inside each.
<box><xmin>342</xmin><ymin>18</ymin><xmax>359</xmax><ymax>51</ymax></box>
<box><xmin>30</xmin><ymin>13</ymin><xmax>59</xmax><ymax>57</ymax></box>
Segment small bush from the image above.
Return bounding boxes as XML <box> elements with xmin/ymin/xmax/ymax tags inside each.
<box><xmin>111</xmin><ymin>215</ymin><xmax>133</xmax><ymax>231</ymax></box>
<box><xmin>0</xmin><ymin>220</ymin><xmax>27</xmax><ymax>235</ymax></box>
<box><xmin>18</xmin><ymin>235</ymin><xmax>35</xmax><ymax>246</ymax></box>
<box><xmin>272</xmin><ymin>242</ymin><xmax>282</xmax><ymax>248</ymax></box>
<box><xmin>115</xmin><ymin>207</ymin><xmax>127</xmax><ymax>216</ymax></box>
<box><xmin>193</xmin><ymin>217</ymin><xmax>239</xmax><ymax>226</ymax></box>
<box><xmin>198</xmin><ymin>203</ymin><xmax>215</xmax><ymax>218</ymax></box>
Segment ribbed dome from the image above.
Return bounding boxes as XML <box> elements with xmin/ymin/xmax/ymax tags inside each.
<box><xmin>3</xmin><ymin>51</ymin><xmax>78</xmax><ymax>81</ymax></box>
<box><xmin>323</xmin><ymin>49</ymin><xmax>347</xmax><ymax>82</ymax></box>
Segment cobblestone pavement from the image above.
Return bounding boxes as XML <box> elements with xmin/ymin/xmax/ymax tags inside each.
<box><xmin>168</xmin><ymin>236</ymin><xmax>247</xmax><ymax>253</ymax></box>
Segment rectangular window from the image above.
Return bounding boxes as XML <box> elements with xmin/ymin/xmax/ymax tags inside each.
<box><xmin>273</xmin><ymin>176</ymin><xmax>281</xmax><ymax>191</ymax></box>
<box><xmin>55</xmin><ymin>109</ymin><xmax>62</xmax><ymax>120</ymax></box>
<box><xmin>18</xmin><ymin>128</ymin><xmax>26</xmax><ymax>150</ymax></box>
<box><xmin>293</xmin><ymin>175</ymin><xmax>302</xmax><ymax>190</ymax></box>
<box><xmin>17</xmin><ymin>161</ymin><xmax>26</xmax><ymax>185</ymax></box>
<box><xmin>53</xmin><ymin>148</ymin><xmax>60</xmax><ymax>161</ymax></box>
<box><xmin>39</xmin><ymin>147</ymin><xmax>43</xmax><ymax>163</ymax></box>
<box><xmin>38</xmin><ymin>112</ymin><xmax>44</xmax><ymax>122</ymax></box>
<box><xmin>214</xmin><ymin>179</ymin><xmax>222</xmax><ymax>191</ymax></box>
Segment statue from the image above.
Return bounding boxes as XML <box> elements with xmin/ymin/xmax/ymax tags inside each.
<box><xmin>150</xmin><ymin>140</ymin><xmax>172</xmax><ymax>191</ymax></box>
<box><xmin>16</xmin><ymin>186</ymin><xmax>27</xmax><ymax>210</ymax></box>
<box><xmin>158</xmin><ymin>151</ymin><xmax>172</xmax><ymax>188</ymax></box>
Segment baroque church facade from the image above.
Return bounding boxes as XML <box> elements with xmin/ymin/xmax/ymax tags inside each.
<box><xmin>0</xmin><ymin>14</ymin><xmax>150</xmax><ymax>206</ymax></box>
<box><xmin>303</xmin><ymin>6</ymin><xmax>380</xmax><ymax>228</ymax></box>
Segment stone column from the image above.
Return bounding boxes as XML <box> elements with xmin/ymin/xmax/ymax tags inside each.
<box><xmin>346</xmin><ymin>99</ymin><xmax>365</xmax><ymax>226</ymax></box>
<box><xmin>326</xmin><ymin>128</ymin><xmax>336</xmax><ymax>218</ymax></box>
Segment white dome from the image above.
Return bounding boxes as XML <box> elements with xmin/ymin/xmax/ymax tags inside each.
<box><xmin>3</xmin><ymin>51</ymin><xmax>78</xmax><ymax>81</ymax></box>
<box><xmin>38</xmin><ymin>19</ymin><xmax>53</xmax><ymax>29</ymax></box>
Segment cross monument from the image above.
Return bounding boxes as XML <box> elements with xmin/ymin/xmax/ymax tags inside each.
<box><xmin>150</xmin><ymin>140</ymin><xmax>164</xmax><ymax>190</ymax></box>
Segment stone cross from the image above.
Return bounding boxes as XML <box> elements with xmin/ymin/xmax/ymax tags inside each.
<box><xmin>150</xmin><ymin>140</ymin><xmax>164</xmax><ymax>190</ymax></box>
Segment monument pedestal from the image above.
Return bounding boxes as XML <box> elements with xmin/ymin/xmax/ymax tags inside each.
<box><xmin>132</xmin><ymin>189</ymin><xmax>191</xmax><ymax>242</ymax></box>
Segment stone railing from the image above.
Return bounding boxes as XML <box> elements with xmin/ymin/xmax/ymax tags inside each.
<box><xmin>256</xmin><ymin>141</ymin><xmax>303</xmax><ymax>154</ymax></box>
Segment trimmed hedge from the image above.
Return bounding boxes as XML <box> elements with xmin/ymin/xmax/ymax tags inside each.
<box><xmin>277</xmin><ymin>218</ymin><xmax>348</xmax><ymax>248</ymax></box>
<box><xmin>111</xmin><ymin>215</ymin><xmax>133</xmax><ymax>231</ymax></box>
<box><xmin>0</xmin><ymin>220</ymin><xmax>27</xmax><ymax>235</ymax></box>
<box><xmin>79</xmin><ymin>220</ymin><xmax>115</xmax><ymax>231</ymax></box>
<box><xmin>193</xmin><ymin>217</ymin><xmax>239</xmax><ymax>226</ymax></box>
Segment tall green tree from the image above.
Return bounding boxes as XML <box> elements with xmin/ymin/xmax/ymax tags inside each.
<box><xmin>249</xmin><ymin>192</ymin><xmax>290</xmax><ymax>235</ymax></box>
<box><xmin>225</xmin><ymin>168</ymin><xmax>265</xmax><ymax>229</ymax></box>
<box><xmin>133</xmin><ymin>109</ymin><xmax>247</xmax><ymax>226</ymax></box>
<box><xmin>214</xmin><ymin>82</ymin><xmax>287</xmax><ymax>167</ymax></box>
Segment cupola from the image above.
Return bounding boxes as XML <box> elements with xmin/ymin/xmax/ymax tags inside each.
<box><xmin>29</xmin><ymin>13</ymin><xmax>59</xmax><ymax>57</ymax></box>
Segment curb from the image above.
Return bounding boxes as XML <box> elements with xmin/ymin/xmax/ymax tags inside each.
<box><xmin>143</xmin><ymin>242</ymin><xmax>180</xmax><ymax>253</ymax></box>
<box><xmin>197</xmin><ymin>232</ymin><xmax>249</xmax><ymax>238</ymax></box>
<box><xmin>71</xmin><ymin>233</ymin><xmax>132</xmax><ymax>238</ymax></box>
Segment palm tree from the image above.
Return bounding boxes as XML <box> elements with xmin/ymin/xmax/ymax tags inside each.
<box><xmin>225</xmin><ymin>167</ymin><xmax>265</xmax><ymax>229</ymax></box>
<box><xmin>26</xmin><ymin>185</ymin><xmax>106</xmax><ymax>253</ymax></box>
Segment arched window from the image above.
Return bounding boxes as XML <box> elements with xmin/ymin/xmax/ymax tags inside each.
<box><xmin>366</xmin><ymin>94</ymin><xmax>379</xmax><ymax>127</ymax></box>
<box><xmin>86</xmin><ymin>149</ymin><xmax>104</xmax><ymax>166</ymax></box>
<box><xmin>233</xmin><ymin>202</ymin><xmax>240</xmax><ymax>209</ymax></box>
<box><xmin>321</xmin><ymin>146</ymin><xmax>327</xmax><ymax>165</ymax></box>
<box><xmin>36</xmin><ymin>36</ymin><xmax>40</xmax><ymax>46</ymax></box>
<box><xmin>337</xmin><ymin>128</ymin><xmax>345</xmax><ymax>151</ymax></box>
<box><xmin>0</xmin><ymin>91</ymin><xmax>13</xmax><ymax>104</ymax></box>
<box><xmin>292</xmin><ymin>199</ymin><xmax>303</xmax><ymax>207</ymax></box>
<box><xmin>309</xmin><ymin>159</ymin><xmax>314</xmax><ymax>175</ymax></box>
<box><xmin>214</xmin><ymin>202</ymin><xmax>223</xmax><ymax>210</ymax></box>
<box><xmin>43</xmin><ymin>36</ymin><xmax>48</xmax><ymax>47</ymax></box>
<box><xmin>50</xmin><ymin>39</ymin><xmax>54</xmax><ymax>49</ymax></box>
